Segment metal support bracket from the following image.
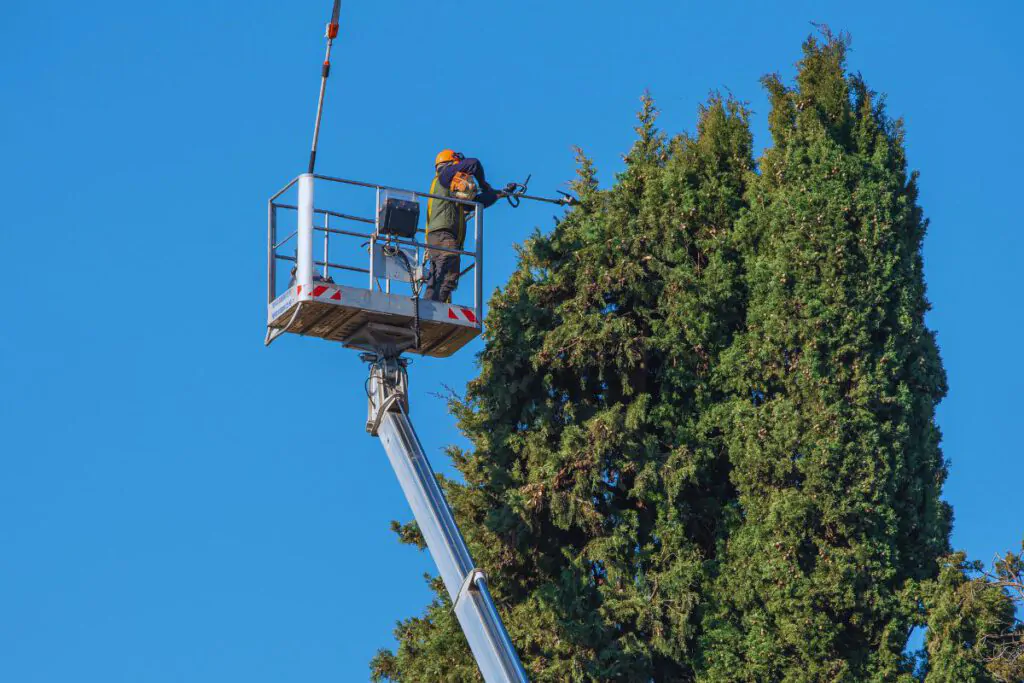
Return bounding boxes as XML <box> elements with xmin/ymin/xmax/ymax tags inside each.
<box><xmin>454</xmin><ymin>568</ymin><xmax>487</xmax><ymax>611</ymax></box>
<box><xmin>363</xmin><ymin>352</ymin><xmax>410</xmax><ymax>435</ymax></box>
<box><xmin>348</xmin><ymin>322</ymin><xmax>416</xmax><ymax>357</ymax></box>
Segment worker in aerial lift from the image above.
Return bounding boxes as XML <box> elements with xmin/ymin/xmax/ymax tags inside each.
<box><xmin>424</xmin><ymin>150</ymin><xmax>502</xmax><ymax>302</ymax></box>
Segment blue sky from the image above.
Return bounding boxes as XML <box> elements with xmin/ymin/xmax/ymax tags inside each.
<box><xmin>1</xmin><ymin>1</ymin><xmax>1020</xmax><ymax>680</ymax></box>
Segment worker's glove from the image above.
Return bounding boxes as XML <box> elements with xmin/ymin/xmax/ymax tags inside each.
<box><xmin>503</xmin><ymin>182</ymin><xmax>519</xmax><ymax>194</ymax></box>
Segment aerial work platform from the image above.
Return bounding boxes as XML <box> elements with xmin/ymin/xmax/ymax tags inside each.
<box><xmin>267</xmin><ymin>282</ymin><xmax>480</xmax><ymax>357</ymax></box>
<box><xmin>265</xmin><ymin>173</ymin><xmax>485</xmax><ymax>356</ymax></box>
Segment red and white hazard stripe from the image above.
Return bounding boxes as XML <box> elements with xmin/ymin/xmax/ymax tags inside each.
<box><xmin>447</xmin><ymin>305</ymin><xmax>478</xmax><ymax>324</ymax></box>
<box><xmin>297</xmin><ymin>283</ymin><xmax>342</xmax><ymax>301</ymax></box>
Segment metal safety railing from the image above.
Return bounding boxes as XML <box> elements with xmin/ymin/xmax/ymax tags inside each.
<box><xmin>267</xmin><ymin>173</ymin><xmax>484</xmax><ymax>316</ymax></box>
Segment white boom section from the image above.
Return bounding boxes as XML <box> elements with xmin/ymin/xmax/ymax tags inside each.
<box><xmin>373</xmin><ymin>397</ymin><xmax>529</xmax><ymax>682</ymax></box>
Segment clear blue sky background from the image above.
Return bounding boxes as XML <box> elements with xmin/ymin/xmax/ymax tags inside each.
<box><xmin>1</xmin><ymin>1</ymin><xmax>1020</xmax><ymax>680</ymax></box>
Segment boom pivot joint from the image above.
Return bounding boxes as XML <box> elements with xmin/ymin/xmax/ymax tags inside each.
<box><xmin>363</xmin><ymin>352</ymin><xmax>409</xmax><ymax>436</ymax></box>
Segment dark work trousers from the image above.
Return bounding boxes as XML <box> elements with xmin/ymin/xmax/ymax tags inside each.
<box><xmin>424</xmin><ymin>229</ymin><xmax>462</xmax><ymax>303</ymax></box>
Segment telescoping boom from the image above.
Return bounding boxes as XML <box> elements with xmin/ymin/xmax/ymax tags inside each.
<box><xmin>366</xmin><ymin>356</ymin><xmax>529</xmax><ymax>682</ymax></box>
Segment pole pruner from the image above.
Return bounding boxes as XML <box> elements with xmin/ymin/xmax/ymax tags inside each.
<box><xmin>307</xmin><ymin>0</ymin><xmax>343</xmax><ymax>174</ymax></box>
<box><xmin>500</xmin><ymin>174</ymin><xmax>579</xmax><ymax>208</ymax></box>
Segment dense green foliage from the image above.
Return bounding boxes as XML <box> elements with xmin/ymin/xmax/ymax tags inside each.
<box><xmin>369</xmin><ymin>32</ymin><xmax>1018</xmax><ymax>682</ymax></box>
<box><xmin>923</xmin><ymin>544</ymin><xmax>1024</xmax><ymax>683</ymax></box>
<box><xmin>698</xmin><ymin>33</ymin><xmax>950</xmax><ymax>681</ymax></box>
<box><xmin>372</xmin><ymin>89</ymin><xmax>754</xmax><ymax>682</ymax></box>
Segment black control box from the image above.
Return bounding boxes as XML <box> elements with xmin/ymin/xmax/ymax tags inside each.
<box><xmin>378</xmin><ymin>197</ymin><xmax>420</xmax><ymax>238</ymax></box>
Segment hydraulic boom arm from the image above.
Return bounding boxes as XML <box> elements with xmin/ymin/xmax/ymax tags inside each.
<box><xmin>365</xmin><ymin>355</ymin><xmax>529</xmax><ymax>683</ymax></box>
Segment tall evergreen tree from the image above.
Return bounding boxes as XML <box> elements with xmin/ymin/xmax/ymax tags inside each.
<box><xmin>371</xmin><ymin>31</ymin><xmax>960</xmax><ymax>683</ymax></box>
<box><xmin>700</xmin><ymin>31</ymin><xmax>950</xmax><ymax>681</ymax></box>
<box><xmin>371</xmin><ymin>94</ymin><xmax>754</xmax><ymax>682</ymax></box>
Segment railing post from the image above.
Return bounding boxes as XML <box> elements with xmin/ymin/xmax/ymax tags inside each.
<box><xmin>297</xmin><ymin>174</ymin><xmax>315</xmax><ymax>294</ymax></box>
<box><xmin>370</xmin><ymin>187</ymin><xmax>380</xmax><ymax>289</ymax></box>
<box><xmin>268</xmin><ymin>201</ymin><xmax>277</xmax><ymax>305</ymax></box>
<box><xmin>324</xmin><ymin>213</ymin><xmax>330</xmax><ymax>280</ymax></box>
<box><xmin>475</xmin><ymin>203</ymin><xmax>483</xmax><ymax>316</ymax></box>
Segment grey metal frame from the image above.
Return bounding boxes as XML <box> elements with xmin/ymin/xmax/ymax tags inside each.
<box><xmin>267</xmin><ymin>174</ymin><xmax>483</xmax><ymax>313</ymax></box>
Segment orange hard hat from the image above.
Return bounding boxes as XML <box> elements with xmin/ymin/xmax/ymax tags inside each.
<box><xmin>435</xmin><ymin>149</ymin><xmax>463</xmax><ymax>169</ymax></box>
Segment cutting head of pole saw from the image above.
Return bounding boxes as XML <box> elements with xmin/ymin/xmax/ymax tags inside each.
<box><xmin>556</xmin><ymin>191</ymin><xmax>580</xmax><ymax>207</ymax></box>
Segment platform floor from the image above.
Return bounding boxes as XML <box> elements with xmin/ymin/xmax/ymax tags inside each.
<box><xmin>267</xmin><ymin>283</ymin><xmax>481</xmax><ymax>358</ymax></box>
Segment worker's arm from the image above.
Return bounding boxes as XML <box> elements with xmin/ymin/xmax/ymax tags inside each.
<box><xmin>439</xmin><ymin>158</ymin><xmax>500</xmax><ymax>208</ymax></box>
